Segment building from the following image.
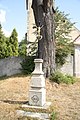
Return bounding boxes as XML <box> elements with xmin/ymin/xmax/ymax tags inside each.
<box><xmin>60</xmin><ymin>26</ymin><xmax>80</xmax><ymax>77</ymax></box>
<box><xmin>26</xmin><ymin>0</ymin><xmax>36</xmax><ymax>55</ymax></box>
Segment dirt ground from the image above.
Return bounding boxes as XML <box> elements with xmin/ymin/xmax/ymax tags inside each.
<box><xmin>0</xmin><ymin>75</ymin><xmax>80</xmax><ymax>120</ymax></box>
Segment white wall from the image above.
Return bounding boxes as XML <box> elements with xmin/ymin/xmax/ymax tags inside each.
<box><xmin>74</xmin><ymin>44</ymin><xmax>80</xmax><ymax>77</ymax></box>
<box><xmin>59</xmin><ymin>55</ymin><xmax>73</xmax><ymax>76</ymax></box>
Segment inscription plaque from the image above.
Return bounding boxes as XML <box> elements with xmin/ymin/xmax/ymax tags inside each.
<box><xmin>31</xmin><ymin>95</ymin><xmax>39</xmax><ymax>103</ymax></box>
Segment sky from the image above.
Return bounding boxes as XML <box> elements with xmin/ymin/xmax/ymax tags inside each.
<box><xmin>0</xmin><ymin>0</ymin><xmax>26</xmax><ymax>42</ymax></box>
<box><xmin>55</xmin><ymin>0</ymin><xmax>80</xmax><ymax>30</ymax></box>
<box><xmin>0</xmin><ymin>0</ymin><xmax>80</xmax><ymax>42</ymax></box>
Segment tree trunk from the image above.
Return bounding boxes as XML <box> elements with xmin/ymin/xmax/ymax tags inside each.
<box><xmin>32</xmin><ymin>0</ymin><xmax>55</xmax><ymax>77</ymax></box>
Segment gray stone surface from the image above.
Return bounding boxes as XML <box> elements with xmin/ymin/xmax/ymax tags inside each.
<box><xmin>22</xmin><ymin>102</ymin><xmax>51</xmax><ymax>109</ymax></box>
<box><xmin>16</xmin><ymin>110</ymin><xmax>50</xmax><ymax>120</ymax></box>
<box><xmin>0</xmin><ymin>55</ymin><xmax>78</xmax><ymax>77</ymax></box>
<box><xmin>0</xmin><ymin>56</ymin><xmax>23</xmax><ymax>76</ymax></box>
<box><xmin>58</xmin><ymin>55</ymin><xmax>73</xmax><ymax>76</ymax></box>
<box><xmin>29</xmin><ymin>59</ymin><xmax>46</xmax><ymax>106</ymax></box>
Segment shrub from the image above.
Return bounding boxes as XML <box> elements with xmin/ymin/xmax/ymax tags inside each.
<box><xmin>49</xmin><ymin>71</ymin><xmax>75</xmax><ymax>84</ymax></box>
<box><xmin>20</xmin><ymin>56</ymin><xmax>35</xmax><ymax>75</ymax></box>
<box><xmin>63</xmin><ymin>74</ymin><xmax>75</xmax><ymax>84</ymax></box>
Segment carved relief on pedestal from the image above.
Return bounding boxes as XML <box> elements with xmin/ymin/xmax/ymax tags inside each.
<box><xmin>29</xmin><ymin>59</ymin><xmax>46</xmax><ymax>106</ymax></box>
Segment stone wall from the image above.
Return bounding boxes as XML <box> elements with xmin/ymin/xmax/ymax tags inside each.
<box><xmin>0</xmin><ymin>57</ymin><xmax>23</xmax><ymax>77</ymax></box>
<box><xmin>0</xmin><ymin>56</ymin><xmax>74</xmax><ymax>77</ymax></box>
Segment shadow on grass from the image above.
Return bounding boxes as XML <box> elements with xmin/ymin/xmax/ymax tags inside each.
<box><xmin>0</xmin><ymin>73</ymin><xmax>30</xmax><ymax>81</ymax></box>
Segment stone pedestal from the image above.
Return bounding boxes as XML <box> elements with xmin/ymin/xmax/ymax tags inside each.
<box><xmin>29</xmin><ymin>59</ymin><xmax>46</xmax><ymax>106</ymax></box>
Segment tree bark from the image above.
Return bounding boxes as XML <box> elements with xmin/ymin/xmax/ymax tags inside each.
<box><xmin>32</xmin><ymin>0</ymin><xmax>55</xmax><ymax>77</ymax></box>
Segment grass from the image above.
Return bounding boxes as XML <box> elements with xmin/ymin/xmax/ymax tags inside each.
<box><xmin>50</xmin><ymin>112</ymin><xmax>57</xmax><ymax>120</ymax></box>
<box><xmin>0</xmin><ymin>74</ymin><xmax>80</xmax><ymax>120</ymax></box>
<box><xmin>0</xmin><ymin>75</ymin><xmax>8</xmax><ymax>80</ymax></box>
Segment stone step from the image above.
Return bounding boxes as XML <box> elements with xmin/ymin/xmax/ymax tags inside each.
<box><xmin>16</xmin><ymin>110</ymin><xmax>50</xmax><ymax>120</ymax></box>
<box><xmin>21</xmin><ymin>102</ymin><xmax>51</xmax><ymax>113</ymax></box>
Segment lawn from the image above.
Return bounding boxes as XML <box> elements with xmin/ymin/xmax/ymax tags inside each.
<box><xmin>0</xmin><ymin>75</ymin><xmax>80</xmax><ymax>120</ymax></box>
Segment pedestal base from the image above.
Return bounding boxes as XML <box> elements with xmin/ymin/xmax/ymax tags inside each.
<box><xmin>17</xmin><ymin>102</ymin><xmax>51</xmax><ymax>120</ymax></box>
<box><xmin>29</xmin><ymin>88</ymin><xmax>46</xmax><ymax>106</ymax></box>
<box><xmin>22</xmin><ymin>102</ymin><xmax>51</xmax><ymax>110</ymax></box>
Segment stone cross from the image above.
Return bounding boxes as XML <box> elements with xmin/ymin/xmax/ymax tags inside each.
<box><xmin>29</xmin><ymin>59</ymin><xmax>46</xmax><ymax>106</ymax></box>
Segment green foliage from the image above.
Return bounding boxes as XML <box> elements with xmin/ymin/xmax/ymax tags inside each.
<box><xmin>21</xmin><ymin>56</ymin><xmax>35</xmax><ymax>75</ymax></box>
<box><xmin>0</xmin><ymin>25</ymin><xmax>19</xmax><ymax>58</ymax></box>
<box><xmin>18</xmin><ymin>38</ymin><xmax>27</xmax><ymax>56</ymax></box>
<box><xmin>0</xmin><ymin>75</ymin><xmax>7</xmax><ymax>80</ymax></box>
<box><xmin>55</xmin><ymin>8</ymin><xmax>74</xmax><ymax>66</ymax></box>
<box><xmin>8</xmin><ymin>28</ymin><xmax>18</xmax><ymax>56</ymax></box>
<box><xmin>18</xmin><ymin>36</ymin><xmax>38</xmax><ymax>57</ymax></box>
<box><xmin>0</xmin><ymin>24</ymin><xmax>8</xmax><ymax>59</ymax></box>
<box><xmin>49</xmin><ymin>71</ymin><xmax>75</xmax><ymax>84</ymax></box>
<box><xmin>50</xmin><ymin>112</ymin><xmax>57</xmax><ymax>120</ymax></box>
<box><xmin>63</xmin><ymin>74</ymin><xmax>75</xmax><ymax>84</ymax></box>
